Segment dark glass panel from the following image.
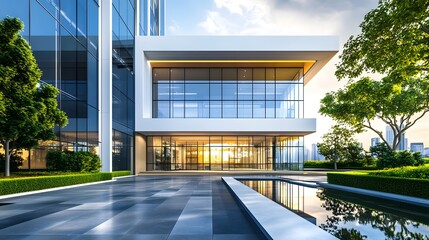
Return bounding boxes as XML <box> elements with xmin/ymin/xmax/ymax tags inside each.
<box><xmin>153</xmin><ymin>68</ymin><xmax>169</xmax><ymax>82</ymax></box>
<box><xmin>253</xmin><ymin>68</ymin><xmax>265</xmax><ymax>81</ymax></box>
<box><xmin>210</xmin><ymin>68</ymin><xmax>222</xmax><ymax>82</ymax></box>
<box><xmin>87</xmin><ymin>53</ymin><xmax>98</xmax><ymax>108</ymax></box>
<box><xmin>185</xmin><ymin>68</ymin><xmax>209</xmax><ymax>82</ymax></box>
<box><xmin>222</xmin><ymin>68</ymin><xmax>237</xmax><ymax>81</ymax></box>
<box><xmin>238</xmin><ymin>68</ymin><xmax>252</xmax><ymax>81</ymax></box>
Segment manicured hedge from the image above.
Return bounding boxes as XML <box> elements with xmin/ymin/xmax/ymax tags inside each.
<box><xmin>0</xmin><ymin>172</ymin><xmax>131</xmax><ymax>196</ymax></box>
<box><xmin>304</xmin><ymin>160</ymin><xmax>377</xmax><ymax>170</ymax></box>
<box><xmin>327</xmin><ymin>172</ymin><xmax>429</xmax><ymax>199</ymax></box>
<box><xmin>112</xmin><ymin>170</ymin><xmax>131</xmax><ymax>178</ymax></box>
<box><xmin>368</xmin><ymin>165</ymin><xmax>429</xmax><ymax>179</ymax></box>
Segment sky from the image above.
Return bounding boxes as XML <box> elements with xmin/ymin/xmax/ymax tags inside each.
<box><xmin>165</xmin><ymin>0</ymin><xmax>429</xmax><ymax>150</ymax></box>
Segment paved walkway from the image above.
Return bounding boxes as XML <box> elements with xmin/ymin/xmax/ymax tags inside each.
<box><xmin>0</xmin><ymin>176</ymin><xmax>264</xmax><ymax>240</ymax></box>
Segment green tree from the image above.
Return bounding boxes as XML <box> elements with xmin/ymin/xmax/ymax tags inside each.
<box><xmin>0</xmin><ymin>17</ymin><xmax>67</xmax><ymax>176</ymax></box>
<box><xmin>323</xmin><ymin>0</ymin><xmax>429</xmax><ymax>152</ymax></box>
<box><xmin>317</xmin><ymin>124</ymin><xmax>359</xmax><ymax>169</ymax></box>
<box><xmin>320</xmin><ymin>76</ymin><xmax>429</xmax><ymax>150</ymax></box>
<box><xmin>336</xmin><ymin>0</ymin><xmax>429</xmax><ymax>80</ymax></box>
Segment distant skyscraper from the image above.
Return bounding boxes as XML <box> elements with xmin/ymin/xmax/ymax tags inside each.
<box><xmin>410</xmin><ymin>142</ymin><xmax>424</xmax><ymax>155</ymax></box>
<box><xmin>386</xmin><ymin>125</ymin><xmax>406</xmax><ymax>150</ymax></box>
<box><xmin>311</xmin><ymin>144</ymin><xmax>325</xmax><ymax>160</ymax></box>
<box><xmin>424</xmin><ymin>148</ymin><xmax>429</xmax><ymax>157</ymax></box>
<box><xmin>371</xmin><ymin>138</ymin><xmax>380</xmax><ymax>147</ymax></box>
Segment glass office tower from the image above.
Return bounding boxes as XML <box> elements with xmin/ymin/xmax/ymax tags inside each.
<box><xmin>0</xmin><ymin>0</ymin><xmax>165</xmax><ymax>171</ymax></box>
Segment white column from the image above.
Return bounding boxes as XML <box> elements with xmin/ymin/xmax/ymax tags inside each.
<box><xmin>100</xmin><ymin>0</ymin><xmax>113</xmax><ymax>172</ymax></box>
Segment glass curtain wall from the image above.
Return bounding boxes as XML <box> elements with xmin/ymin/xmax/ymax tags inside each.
<box><xmin>0</xmin><ymin>0</ymin><xmax>100</xmax><ymax>169</ymax></box>
<box><xmin>153</xmin><ymin>68</ymin><xmax>304</xmax><ymax>119</ymax></box>
<box><xmin>146</xmin><ymin>136</ymin><xmax>304</xmax><ymax>171</ymax></box>
<box><xmin>112</xmin><ymin>0</ymin><xmax>135</xmax><ymax>170</ymax></box>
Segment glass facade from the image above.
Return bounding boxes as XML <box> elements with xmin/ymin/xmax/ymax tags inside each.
<box><xmin>0</xmin><ymin>0</ymin><xmax>100</xmax><ymax>168</ymax></box>
<box><xmin>112</xmin><ymin>0</ymin><xmax>135</xmax><ymax>170</ymax></box>
<box><xmin>153</xmin><ymin>68</ymin><xmax>304</xmax><ymax>118</ymax></box>
<box><xmin>146</xmin><ymin>136</ymin><xmax>304</xmax><ymax>171</ymax></box>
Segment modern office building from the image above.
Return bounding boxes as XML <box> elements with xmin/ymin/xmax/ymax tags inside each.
<box><xmin>410</xmin><ymin>142</ymin><xmax>424</xmax><ymax>155</ymax></box>
<box><xmin>385</xmin><ymin>125</ymin><xmax>407</xmax><ymax>150</ymax></box>
<box><xmin>371</xmin><ymin>137</ymin><xmax>380</xmax><ymax>147</ymax></box>
<box><xmin>1</xmin><ymin>0</ymin><xmax>338</xmax><ymax>172</ymax></box>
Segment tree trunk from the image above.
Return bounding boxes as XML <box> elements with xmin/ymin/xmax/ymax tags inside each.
<box><xmin>5</xmin><ymin>140</ymin><xmax>10</xmax><ymax>177</ymax></box>
<box><xmin>334</xmin><ymin>157</ymin><xmax>338</xmax><ymax>170</ymax></box>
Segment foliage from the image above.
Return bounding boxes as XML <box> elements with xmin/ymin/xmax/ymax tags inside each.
<box><xmin>0</xmin><ymin>173</ymin><xmax>113</xmax><ymax>195</ymax></box>
<box><xmin>111</xmin><ymin>171</ymin><xmax>131</xmax><ymax>178</ymax></box>
<box><xmin>327</xmin><ymin>172</ymin><xmax>429</xmax><ymax>199</ymax></box>
<box><xmin>320</xmin><ymin>76</ymin><xmax>429</xmax><ymax>151</ymax></box>
<box><xmin>322</xmin><ymin>0</ymin><xmax>429</xmax><ymax>152</ymax></box>
<box><xmin>336</xmin><ymin>0</ymin><xmax>429</xmax><ymax>80</ymax></box>
<box><xmin>46</xmin><ymin>150</ymin><xmax>101</xmax><ymax>173</ymax></box>
<box><xmin>370</xmin><ymin>143</ymin><xmax>423</xmax><ymax>168</ymax></box>
<box><xmin>304</xmin><ymin>160</ymin><xmax>376</xmax><ymax>170</ymax></box>
<box><xmin>317</xmin><ymin>124</ymin><xmax>362</xmax><ymax>169</ymax></box>
<box><xmin>368</xmin><ymin>165</ymin><xmax>429</xmax><ymax>179</ymax></box>
<box><xmin>0</xmin><ymin>17</ymin><xmax>67</xmax><ymax>176</ymax></box>
<box><xmin>0</xmin><ymin>153</ymin><xmax>23</xmax><ymax>172</ymax></box>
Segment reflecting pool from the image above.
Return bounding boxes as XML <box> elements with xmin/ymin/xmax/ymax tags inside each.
<box><xmin>241</xmin><ymin>180</ymin><xmax>429</xmax><ymax>240</ymax></box>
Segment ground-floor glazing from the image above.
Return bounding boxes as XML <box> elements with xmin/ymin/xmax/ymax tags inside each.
<box><xmin>146</xmin><ymin>135</ymin><xmax>304</xmax><ymax>171</ymax></box>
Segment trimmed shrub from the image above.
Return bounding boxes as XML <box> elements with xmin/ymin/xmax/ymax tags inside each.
<box><xmin>112</xmin><ymin>170</ymin><xmax>131</xmax><ymax>178</ymax></box>
<box><xmin>46</xmin><ymin>150</ymin><xmax>101</xmax><ymax>172</ymax></box>
<box><xmin>327</xmin><ymin>172</ymin><xmax>429</xmax><ymax>199</ymax></box>
<box><xmin>304</xmin><ymin>160</ymin><xmax>376</xmax><ymax>169</ymax></box>
<box><xmin>0</xmin><ymin>173</ymin><xmax>113</xmax><ymax>195</ymax></box>
<box><xmin>0</xmin><ymin>153</ymin><xmax>24</xmax><ymax>172</ymax></box>
<box><xmin>368</xmin><ymin>165</ymin><xmax>429</xmax><ymax>179</ymax></box>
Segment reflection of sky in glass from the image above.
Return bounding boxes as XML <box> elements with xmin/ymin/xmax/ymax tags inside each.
<box><xmin>241</xmin><ymin>180</ymin><xmax>429</xmax><ymax>240</ymax></box>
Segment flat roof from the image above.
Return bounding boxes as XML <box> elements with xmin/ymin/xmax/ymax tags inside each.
<box><xmin>136</xmin><ymin>35</ymin><xmax>339</xmax><ymax>84</ymax></box>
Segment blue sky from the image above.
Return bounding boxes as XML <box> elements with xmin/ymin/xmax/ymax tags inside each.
<box><xmin>165</xmin><ymin>0</ymin><xmax>429</xmax><ymax>150</ymax></box>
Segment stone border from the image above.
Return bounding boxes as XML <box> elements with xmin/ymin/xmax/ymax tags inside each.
<box><xmin>222</xmin><ymin>177</ymin><xmax>337</xmax><ymax>240</ymax></box>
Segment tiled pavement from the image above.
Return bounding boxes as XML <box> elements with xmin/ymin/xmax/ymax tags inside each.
<box><xmin>0</xmin><ymin>176</ymin><xmax>265</xmax><ymax>240</ymax></box>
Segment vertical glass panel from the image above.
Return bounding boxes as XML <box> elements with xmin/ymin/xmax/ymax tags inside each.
<box><xmin>253</xmin><ymin>101</ymin><xmax>265</xmax><ymax>118</ymax></box>
<box><xmin>253</xmin><ymin>82</ymin><xmax>265</xmax><ymax>101</ymax></box>
<box><xmin>276</xmin><ymin>83</ymin><xmax>293</xmax><ymax>101</ymax></box>
<box><xmin>170</xmin><ymin>68</ymin><xmax>184</xmax><ymax>81</ymax></box>
<box><xmin>171</xmin><ymin>101</ymin><xmax>184</xmax><ymax>118</ymax></box>
<box><xmin>266</xmin><ymin>101</ymin><xmax>275</xmax><ymax>118</ymax></box>
<box><xmin>275</xmin><ymin>101</ymin><xmax>286</xmax><ymax>118</ymax></box>
<box><xmin>77</xmin><ymin>0</ymin><xmax>87</xmax><ymax>46</ymax></box>
<box><xmin>222</xmin><ymin>83</ymin><xmax>237</xmax><ymax>100</ymax></box>
<box><xmin>171</xmin><ymin>82</ymin><xmax>184</xmax><ymax>100</ymax></box>
<box><xmin>60</xmin><ymin>0</ymin><xmax>77</xmax><ymax>36</ymax></box>
<box><xmin>156</xmin><ymin>101</ymin><xmax>169</xmax><ymax>118</ymax></box>
<box><xmin>87</xmin><ymin>0</ymin><xmax>98</xmax><ymax>56</ymax></box>
<box><xmin>30</xmin><ymin>0</ymin><xmax>57</xmax><ymax>86</ymax></box>
<box><xmin>223</xmin><ymin>101</ymin><xmax>237</xmax><ymax>118</ymax></box>
<box><xmin>276</xmin><ymin>68</ymin><xmax>299</xmax><ymax>81</ymax></box>
<box><xmin>153</xmin><ymin>84</ymin><xmax>169</xmax><ymax>100</ymax></box>
<box><xmin>210</xmin><ymin>83</ymin><xmax>221</xmax><ymax>101</ymax></box>
<box><xmin>238</xmin><ymin>83</ymin><xmax>252</xmax><ymax>100</ymax></box>
<box><xmin>266</xmin><ymin>82</ymin><xmax>275</xmax><ymax>101</ymax></box>
<box><xmin>87</xmin><ymin>105</ymin><xmax>98</xmax><ymax>131</ymax></box>
<box><xmin>87</xmin><ymin>53</ymin><xmax>98</xmax><ymax>108</ymax></box>
<box><xmin>238</xmin><ymin>101</ymin><xmax>252</xmax><ymax>118</ymax></box>
<box><xmin>210</xmin><ymin>101</ymin><xmax>222</xmax><ymax>118</ymax></box>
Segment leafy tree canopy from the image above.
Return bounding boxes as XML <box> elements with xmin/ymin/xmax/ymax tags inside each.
<box><xmin>0</xmin><ymin>17</ymin><xmax>67</xmax><ymax>176</ymax></box>
<box><xmin>321</xmin><ymin>0</ymin><xmax>429</xmax><ymax>151</ymax></box>
<box><xmin>336</xmin><ymin>0</ymin><xmax>429</xmax><ymax>80</ymax></box>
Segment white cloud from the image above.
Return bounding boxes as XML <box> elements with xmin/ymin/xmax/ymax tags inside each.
<box><xmin>199</xmin><ymin>11</ymin><xmax>231</xmax><ymax>35</ymax></box>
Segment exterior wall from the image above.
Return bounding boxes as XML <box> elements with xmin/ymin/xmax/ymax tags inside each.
<box><xmin>0</xmin><ymin>0</ymin><xmax>100</xmax><ymax>169</ymax></box>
